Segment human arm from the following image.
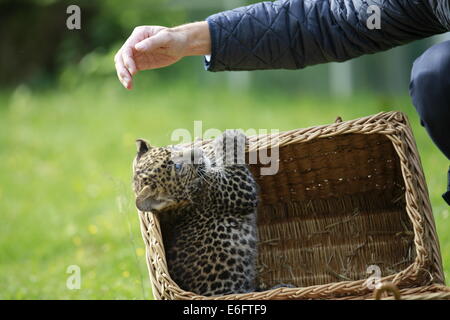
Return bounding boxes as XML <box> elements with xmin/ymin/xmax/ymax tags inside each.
<box><xmin>205</xmin><ymin>0</ymin><xmax>449</xmax><ymax>71</ymax></box>
<box><xmin>114</xmin><ymin>0</ymin><xmax>450</xmax><ymax>88</ymax></box>
<box><xmin>114</xmin><ymin>21</ymin><xmax>211</xmax><ymax>89</ymax></box>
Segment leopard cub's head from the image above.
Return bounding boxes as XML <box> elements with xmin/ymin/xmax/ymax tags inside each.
<box><xmin>132</xmin><ymin>139</ymin><xmax>209</xmax><ymax>213</ymax></box>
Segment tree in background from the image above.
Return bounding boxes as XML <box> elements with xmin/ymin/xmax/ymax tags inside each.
<box><xmin>0</xmin><ymin>0</ymin><xmax>185</xmax><ymax>87</ymax></box>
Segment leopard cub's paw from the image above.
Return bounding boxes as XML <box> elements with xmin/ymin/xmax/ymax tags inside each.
<box><xmin>221</xmin><ymin>129</ymin><xmax>247</xmax><ymax>143</ymax></box>
<box><xmin>213</xmin><ymin>129</ymin><xmax>248</xmax><ymax>166</ymax></box>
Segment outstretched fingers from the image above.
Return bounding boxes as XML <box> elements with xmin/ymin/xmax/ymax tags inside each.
<box><xmin>114</xmin><ymin>28</ymin><xmax>146</xmax><ymax>89</ymax></box>
<box><xmin>114</xmin><ymin>26</ymin><xmax>173</xmax><ymax>88</ymax></box>
<box><xmin>114</xmin><ymin>49</ymin><xmax>133</xmax><ymax>90</ymax></box>
<box><xmin>122</xmin><ymin>45</ymin><xmax>137</xmax><ymax>76</ymax></box>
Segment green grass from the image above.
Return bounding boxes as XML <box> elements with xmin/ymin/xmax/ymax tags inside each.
<box><xmin>0</xmin><ymin>77</ymin><xmax>448</xmax><ymax>299</ymax></box>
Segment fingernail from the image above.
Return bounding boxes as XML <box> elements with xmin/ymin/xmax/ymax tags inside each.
<box><xmin>135</xmin><ymin>43</ymin><xmax>145</xmax><ymax>51</ymax></box>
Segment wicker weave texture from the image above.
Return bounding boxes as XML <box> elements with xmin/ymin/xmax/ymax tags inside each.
<box><xmin>137</xmin><ymin>111</ymin><xmax>446</xmax><ymax>300</ymax></box>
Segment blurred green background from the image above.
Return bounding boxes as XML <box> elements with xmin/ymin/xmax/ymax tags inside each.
<box><xmin>0</xmin><ymin>0</ymin><xmax>448</xmax><ymax>299</ymax></box>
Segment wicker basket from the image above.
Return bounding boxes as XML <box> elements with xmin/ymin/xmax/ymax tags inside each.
<box><xmin>137</xmin><ymin>111</ymin><xmax>448</xmax><ymax>300</ymax></box>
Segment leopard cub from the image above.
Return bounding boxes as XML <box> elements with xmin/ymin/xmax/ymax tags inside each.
<box><xmin>133</xmin><ymin>130</ymin><xmax>258</xmax><ymax>296</ymax></box>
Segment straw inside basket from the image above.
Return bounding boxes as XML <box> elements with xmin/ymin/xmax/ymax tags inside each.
<box><xmin>250</xmin><ymin>133</ymin><xmax>414</xmax><ymax>289</ymax></box>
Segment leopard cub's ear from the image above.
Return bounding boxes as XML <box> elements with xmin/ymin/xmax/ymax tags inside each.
<box><xmin>136</xmin><ymin>139</ymin><xmax>152</xmax><ymax>154</ymax></box>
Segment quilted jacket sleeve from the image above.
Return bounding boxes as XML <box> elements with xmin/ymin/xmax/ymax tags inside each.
<box><xmin>205</xmin><ymin>0</ymin><xmax>449</xmax><ymax>72</ymax></box>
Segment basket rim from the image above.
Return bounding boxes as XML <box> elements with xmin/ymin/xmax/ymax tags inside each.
<box><xmin>137</xmin><ymin>111</ymin><xmax>445</xmax><ymax>300</ymax></box>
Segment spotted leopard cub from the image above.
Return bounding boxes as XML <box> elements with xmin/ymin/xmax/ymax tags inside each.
<box><xmin>133</xmin><ymin>130</ymin><xmax>258</xmax><ymax>296</ymax></box>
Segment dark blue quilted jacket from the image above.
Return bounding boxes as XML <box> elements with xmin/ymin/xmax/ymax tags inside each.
<box><xmin>205</xmin><ymin>0</ymin><xmax>450</xmax><ymax>71</ymax></box>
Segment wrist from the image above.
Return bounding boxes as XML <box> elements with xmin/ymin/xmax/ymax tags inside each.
<box><xmin>171</xmin><ymin>21</ymin><xmax>211</xmax><ymax>56</ymax></box>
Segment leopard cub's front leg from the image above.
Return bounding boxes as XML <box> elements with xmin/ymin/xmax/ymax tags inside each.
<box><xmin>213</xmin><ymin>129</ymin><xmax>248</xmax><ymax>167</ymax></box>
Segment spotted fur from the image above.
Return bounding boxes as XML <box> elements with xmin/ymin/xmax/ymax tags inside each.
<box><xmin>133</xmin><ymin>130</ymin><xmax>258</xmax><ymax>296</ymax></box>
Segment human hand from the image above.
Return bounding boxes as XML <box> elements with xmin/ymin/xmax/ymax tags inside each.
<box><xmin>114</xmin><ymin>22</ymin><xmax>211</xmax><ymax>90</ymax></box>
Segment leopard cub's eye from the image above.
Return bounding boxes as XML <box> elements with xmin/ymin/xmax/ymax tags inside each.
<box><xmin>174</xmin><ymin>163</ymin><xmax>183</xmax><ymax>171</ymax></box>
